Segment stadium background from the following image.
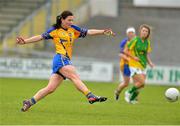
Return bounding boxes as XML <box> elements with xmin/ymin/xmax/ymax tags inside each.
<box><xmin>0</xmin><ymin>0</ymin><xmax>180</xmax><ymax>125</ymax></box>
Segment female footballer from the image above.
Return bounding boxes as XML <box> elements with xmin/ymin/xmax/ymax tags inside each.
<box><xmin>124</xmin><ymin>24</ymin><xmax>155</xmax><ymax>104</ymax></box>
<box><xmin>16</xmin><ymin>10</ymin><xmax>115</xmax><ymax>112</ymax></box>
<box><xmin>114</xmin><ymin>27</ymin><xmax>136</xmax><ymax>100</ymax></box>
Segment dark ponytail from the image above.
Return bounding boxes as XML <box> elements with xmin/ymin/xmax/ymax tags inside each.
<box><xmin>53</xmin><ymin>10</ymin><xmax>73</xmax><ymax>29</ymax></box>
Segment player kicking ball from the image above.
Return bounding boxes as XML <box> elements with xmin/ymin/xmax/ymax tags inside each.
<box><xmin>16</xmin><ymin>10</ymin><xmax>115</xmax><ymax>112</ymax></box>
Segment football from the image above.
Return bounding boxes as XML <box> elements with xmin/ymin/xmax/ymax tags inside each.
<box><xmin>165</xmin><ymin>88</ymin><xmax>180</xmax><ymax>102</ymax></box>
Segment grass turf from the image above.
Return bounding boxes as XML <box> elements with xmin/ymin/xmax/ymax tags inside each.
<box><xmin>0</xmin><ymin>78</ymin><xmax>180</xmax><ymax>125</ymax></box>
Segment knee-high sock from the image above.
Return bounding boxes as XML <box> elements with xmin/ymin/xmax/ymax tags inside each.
<box><xmin>128</xmin><ymin>86</ymin><xmax>138</xmax><ymax>94</ymax></box>
<box><xmin>130</xmin><ymin>91</ymin><xmax>139</xmax><ymax>101</ymax></box>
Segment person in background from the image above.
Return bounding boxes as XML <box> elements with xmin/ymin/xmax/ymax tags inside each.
<box><xmin>115</xmin><ymin>27</ymin><xmax>136</xmax><ymax>101</ymax></box>
<box><xmin>124</xmin><ymin>24</ymin><xmax>154</xmax><ymax>104</ymax></box>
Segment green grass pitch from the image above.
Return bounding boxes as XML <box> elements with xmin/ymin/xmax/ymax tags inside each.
<box><xmin>0</xmin><ymin>78</ymin><xmax>180</xmax><ymax>125</ymax></box>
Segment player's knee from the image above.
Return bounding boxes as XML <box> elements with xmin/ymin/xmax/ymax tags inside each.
<box><xmin>124</xmin><ymin>80</ymin><xmax>129</xmax><ymax>87</ymax></box>
<box><xmin>68</xmin><ymin>73</ymin><xmax>79</xmax><ymax>81</ymax></box>
<box><xmin>135</xmin><ymin>81</ymin><xmax>145</xmax><ymax>88</ymax></box>
<box><xmin>141</xmin><ymin>84</ymin><xmax>145</xmax><ymax>88</ymax></box>
<box><xmin>124</xmin><ymin>83</ymin><xmax>129</xmax><ymax>87</ymax></box>
<box><xmin>46</xmin><ymin>86</ymin><xmax>56</xmax><ymax>94</ymax></box>
<box><xmin>139</xmin><ymin>81</ymin><xmax>145</xmax><ymax>88</ymax></box>
<box><xmin>141</xmin><ymin>79</ymin><xmax>145</xmax><ymax>86</ymax></box>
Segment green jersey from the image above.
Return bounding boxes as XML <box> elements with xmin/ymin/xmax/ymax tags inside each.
<box><xmin>128</xmin><ymin>36</ymin><xmax>151</xmax><ymax>69</ymax></box>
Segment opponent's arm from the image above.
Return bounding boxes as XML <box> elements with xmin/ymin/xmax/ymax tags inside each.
<box><xmin>16</xmin><ymin>35</ymin><xmax>43</xmax><ymax>45</ymax></box>
<box><xmin>119</xmin><ymin>52</ymin><xmax>130</xmax><ymax>61</ymax></box>
<box><xmin>147</xmin><ymin>53</ymin><xmax>155</xmax><ymax>68</ymax></box>
<box><xmin>124</xmin><ymin>46</ymin><xmax>139</xmax><ymax>61</ymax></box>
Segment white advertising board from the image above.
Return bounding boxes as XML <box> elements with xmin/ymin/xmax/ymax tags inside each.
<box><xmin>119</xmin><ymin>66</ymin><xmax>180</xmax><ymax>86</ymax></box>
<box><xmin>0</xmin><ymin>58</ymin><xmax>113</xmax><ymax>82</ymax></box>
<box><xmin>74</xmin><ymin>61</ymin><xmax>113</xmax><ymax>82</ymax></box>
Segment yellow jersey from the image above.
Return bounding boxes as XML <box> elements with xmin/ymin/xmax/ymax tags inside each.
<box><xmin>42</xmin><ymin>25</ymin><xmax>87</xmax><ymax>59</ymax></box>
<box><xmin>119</xmin><ymin>38</ymin><xmax>129</xmax><ymax>71</ymax></box>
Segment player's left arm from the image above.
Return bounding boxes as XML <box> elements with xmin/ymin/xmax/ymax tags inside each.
<box><xmin>146</xmin><ymin>40</ymin><xmax>155</xmax><ymax>68</ymax></box>
<box><xmin>147</xmin><ymin>53</ymin><xmax>155</xmax><ymax>68</ymax></box>
<box><xmin>71</xmin><ymin>25</ymin><xmax>115</xmax><ymax>38</ymax></box>
<box><xmin>87</xmin><ymin>29</ymin><xmax>115</xmax><ymax>36</ymax></box>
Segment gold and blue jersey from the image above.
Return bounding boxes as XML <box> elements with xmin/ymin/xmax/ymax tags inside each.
<box><xmin>42</xmin><ymin>25</ymin><xmax>87</xmax><ymax>59</ymax></box>
<box><xmin>119</xmin><ymin>38</ymin><xmax>129</xmax><ymax>70</ymax></box>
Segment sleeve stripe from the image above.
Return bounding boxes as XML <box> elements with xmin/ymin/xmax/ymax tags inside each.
<box><xmin>41</xmin><ymin>33</ymin><xmax>53</xmax><ymax>40</ymax></box>
<box><xmin>79</xmin><ymin>28</ymin><xmax>87</xmax><ymax>38</ymax></box>
<box><xmin>147</xmin><ymin>40</ymin><xmax>152</xmax><ymax>52</ymax></box>
<box><xmin>41</xmin><ymin>27</ymin><xmax>55</xmax><ymax>40</ymax></box>
<box><xmin>71</xmin><ymin>25</ymin><xmax>88</xmax><ymax>38</ymax></box>
<box><xmin>71</xmin><ymin>25</ymin><xmax>81</xmax><ymax>32</ymax></box>
<box><xmin>128</xmin><ymin>40</ymin><xmax>137</xmax><ymax>50</ymax></box>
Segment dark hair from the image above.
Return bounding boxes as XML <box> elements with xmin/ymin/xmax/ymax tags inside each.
<box><xmin>53</xmin><ymin>10</ymin><xmax>73</xmax><ymax>29</ymax></box>
<box><xmin>139</xmin><ymin>24</ymin><xmax>151</xmax><ymax>39</ymax></box>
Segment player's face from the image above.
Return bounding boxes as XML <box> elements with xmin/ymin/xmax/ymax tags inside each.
<box><xmin>61</xmin><ymin>16</ymin><xmax>74</xmax><ymax>29</ymax></box>
<box><xmin>140</xmin><ymin>27</ymin><xmax>149</xmax><ymax>39</ymax></box>
<box><xmin>127</xmin><ymin>32</ymin><xmax>135</xmax><ymax>40</ymax></box>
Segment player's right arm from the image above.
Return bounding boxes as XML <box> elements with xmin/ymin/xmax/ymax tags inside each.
<box><xmin>16</xmin><ymin>35</ymin><xmax>43</xmax><ymax>45</ymax></box>
<box><xmin>16</xmin><ymin>27</ymin><xmax>55</xmax><ymax>45</ymax></box>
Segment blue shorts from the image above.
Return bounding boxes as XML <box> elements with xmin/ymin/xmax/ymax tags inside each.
<box><xmin>52</xmin><ymin>53</ymin><xmax>72</xmax><ymax>79</ymax></box>
<box><xmin>123</xmin><ymin>64</ymin><xmax>131</xmax><ymax>77</ymax></box>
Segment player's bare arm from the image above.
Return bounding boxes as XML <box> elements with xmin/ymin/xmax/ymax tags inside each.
<box><xmin>119</xmin><ymin>53</ymin><xmax>130</xmax><ymax>61</ymax></box>
<box><xmin>16</xmin><ymin>35</ymin><xmax>43</xmax><ymax>45</ymax></box>
<box><xmin>124</xmin><ymin>46</ymin><xmax>139</xmax><ymax>61</ymax></box>
<box><xmin>147</xmin><ymin>53</ymin><xmax>155</xmax><ymax>68</ymax></box>
<box><xmin>87</xmin><ymin>29</ymin><xmax>115</xmax><ymax>36</ymax></box>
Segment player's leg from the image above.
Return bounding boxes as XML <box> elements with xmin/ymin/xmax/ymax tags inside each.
<box><xmin>115</xmin><ymin>64</ymin><xmax>130</xmax><ymax>100</ymax></box>
<box><xmin>115</xmin><ymin>76</ymin><xmax>130</xmax><ymax>100</ymax></box>
<box><xmin>21</xmin><ymin>74</ymin><xmax>64</xmax><ymax>112</ymax></box>
<box><xmin>60</xmin><ymin>65</ymin><xmax>107</xmax><ymax>104</ymax></box>
<box><xmin>124</xmin><ymin>67</ymin><xmax>146</xmax><ymax>103</ymax></box>
<box><xmin>132</xmin><ymin>74</ymin><xmax>146</xmax><ymax>101</ymax></box>
<box><xmin>126</xmin><ymin>74</ymin><xmax>145</xmax><ymax>103</ymax></box>
<box><xmin>130</xmin><ymin>78</ymin><xmax>140</xmax><ymax>101</ymax></box>
<box><xmin>33</xmin><ymin>74</ymin><xmax>64</xmax><ymax>101</ymax></box>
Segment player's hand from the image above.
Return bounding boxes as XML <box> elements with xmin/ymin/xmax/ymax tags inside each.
<box><xmin>16</xmin><ymin>37</ymin><xmax>26</xmax><ymax>45</ymax></box>
<box><xmin>126</xmin><ymin>57</ymin><xmax>130</xmax><ymax>62</ymax></box>
<box><xmin>133</xmin><ymin>56</ymin><xmax>139</xmax><ymax>61</ymax></box>
<box><xmin>149</xmin><ymin>62</ymin><xmax>155</xmax><ymax>68</ymax></box>
<box><xmin>103</xmin><ymin>29</ymin><xmax>116</xmax><ymax>36</ymax></box>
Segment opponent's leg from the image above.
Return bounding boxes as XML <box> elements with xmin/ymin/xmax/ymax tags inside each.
<box><xmin>115</xmin><ymin>76</ymin><xmax>130</xmax><ymax>100</ymax></box>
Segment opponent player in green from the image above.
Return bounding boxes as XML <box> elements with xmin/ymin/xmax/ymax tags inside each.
<box><xmin>124</xmin><ymin>24</ymin><xmax>155</xmax><ymax>104</ymax></box>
